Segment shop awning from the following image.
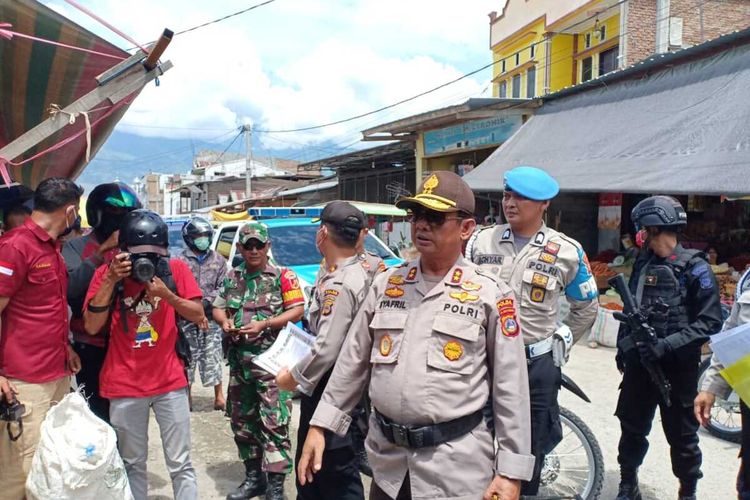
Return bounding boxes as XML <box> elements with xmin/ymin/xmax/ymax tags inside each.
<box><xmin>464</xmin><ymin>30</ymin><xmax>750</xmax><ymax>196</ymax></box>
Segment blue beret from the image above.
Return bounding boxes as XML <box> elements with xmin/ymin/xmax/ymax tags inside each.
<box><xmin>503</xmin><ymin>166</ymin><xmax>559</xmax><ymax>201</ymax></box>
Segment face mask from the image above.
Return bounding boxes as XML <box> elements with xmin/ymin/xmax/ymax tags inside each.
<box><xmin>193</xmin><ymin>236</ymin><xmax>211</xmax><ymax>251</ymax></box>
<box><xmin>60</xmin><ymin>208</ymin><xmax>80</xmax><ymax>238</ymax></box>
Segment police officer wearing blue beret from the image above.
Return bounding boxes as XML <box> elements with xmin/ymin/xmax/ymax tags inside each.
<box><xmin>466</xmin><ymin>166</ymin><xmax>599</xmax><ymax>496</ymax></box>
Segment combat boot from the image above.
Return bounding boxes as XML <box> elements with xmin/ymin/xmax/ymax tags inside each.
<box><xmin>265</xmin><ymin>472</ymin><xmax>286</xmax><ymax>500</ymax></box>
<box><xmin>226</xmin><ymin>459</ymin><xmax>266</xmax><ymax>500</ymax></box>
<box><xmin>678</xmin><ymin>480</ymin><xmax>697</xmax><ymax>500</ymax></box>
<box><xmin>616</xmin><ymin>469</ymin><xmax>642</xmax><ymax>500</ymax></box>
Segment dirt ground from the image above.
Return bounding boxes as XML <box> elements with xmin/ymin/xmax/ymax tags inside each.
<box><xmin>143</xmin><ymin>345</ymin><xmax>739</xmax><ymax>499</ymax></box>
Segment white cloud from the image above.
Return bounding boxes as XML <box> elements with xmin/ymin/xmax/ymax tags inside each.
<box><xmin>46</xmin><ymin>0</ymin><xmax>502</xmax><ymax>149</ymax></box>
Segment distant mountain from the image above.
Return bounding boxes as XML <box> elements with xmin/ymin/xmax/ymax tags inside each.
<box><xmin>77</xmin><ymin>130</ymin><xmax>343</xmax><ymax>192</ymax></box>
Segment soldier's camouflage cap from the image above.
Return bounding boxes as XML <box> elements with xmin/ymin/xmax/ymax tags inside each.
<box><xmin>396</xmin><ymin>170</ymin><xmax>475</xmax><ymax>214</ymax></box>
<box><xmin>238</xmin><ymin>221</ymin><xmax>269</xmax><ymax>244</ymax></box>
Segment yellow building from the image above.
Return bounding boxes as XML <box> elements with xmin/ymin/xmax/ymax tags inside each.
<box><xmin>490</xmin><ymin>0</ymin><xmax>625</xmax><ymax>98</ymax></box>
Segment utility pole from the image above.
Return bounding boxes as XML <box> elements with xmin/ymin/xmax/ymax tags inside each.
<box><xmin>243</xmin><ymin>124</ymin><xmax>253</xmax><ymax>200</ymax></box>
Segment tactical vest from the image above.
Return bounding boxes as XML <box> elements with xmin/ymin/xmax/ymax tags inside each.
<box><xmin>637</xmin><ymin>248</ymin><xmax>703</xmax><ymax>338</ymax></box>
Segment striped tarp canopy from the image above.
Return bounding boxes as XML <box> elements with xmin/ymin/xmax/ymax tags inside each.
<box><xmin>0</xmin><ymin>0</ymin><xmax>134</xmax><ymax>190</ymax></box>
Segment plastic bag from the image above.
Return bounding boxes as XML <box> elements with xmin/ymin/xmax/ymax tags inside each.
<box><xmin>589</xmin><ymin>307</ymin><xmax>620</xmax><ymax>348</ymax></box>
<box><xmin>26</xmin><ymin>391</ymin><xmax>133</xmax><ymax>500</ymax></box>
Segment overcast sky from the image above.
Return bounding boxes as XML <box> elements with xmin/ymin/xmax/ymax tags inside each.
<box><xmin>48</xmin><ymin>0</ymin><xmax>504</xmax><ymax>154</ymax></box>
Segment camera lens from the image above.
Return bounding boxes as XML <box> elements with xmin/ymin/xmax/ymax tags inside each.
<box><xmin>131</xmin><ymin>257</ymin><xmax>156</xmax><ymax>283</ymax></box>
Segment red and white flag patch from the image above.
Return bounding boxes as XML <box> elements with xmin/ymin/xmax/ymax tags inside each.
<box><xmin>0</xmin><ymin>260</ymin><xmax>14</xmax><ymax>276</ymax></box>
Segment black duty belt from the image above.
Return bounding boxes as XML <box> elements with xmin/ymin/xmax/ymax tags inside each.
<box><xmin>374</xmin><ymin>408</ymin><xmax>483</xmax><ymax>449</ymax></box>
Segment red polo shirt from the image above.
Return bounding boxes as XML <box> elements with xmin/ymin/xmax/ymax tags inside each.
<box><xmin>0</xmin><ymin>218</ymin><xmax>69</xmax><ymax>383</ymax></box>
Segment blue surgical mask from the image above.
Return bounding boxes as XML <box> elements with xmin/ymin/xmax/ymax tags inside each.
<box><xmin>193</xmin><ymin>236</ymin><xmax>211</xmax><ymax>251</ymax></box>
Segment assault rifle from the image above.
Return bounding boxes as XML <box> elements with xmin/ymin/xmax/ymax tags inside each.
<box><xmin>608</xmin><ymin>273</ymin><xmax>672</xmax><ymax>407</ymax></box>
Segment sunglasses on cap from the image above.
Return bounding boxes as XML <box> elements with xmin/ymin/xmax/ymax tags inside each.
<box><xmin>242</xmin><ymin>240</ymin><xmax>267</xmax><ymax>251</ymax></box>
<box><xmin>407</xmin><ymin>206</ymin><xmax>468</xmax><ymax>226</ymax></box>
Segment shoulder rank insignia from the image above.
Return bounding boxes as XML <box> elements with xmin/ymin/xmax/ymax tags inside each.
<box><xmin>385</xmin><ymin>286</ymin><xmax>405</xmax><ymax>298</ymax></box>
<box><xmin>361</xmin><ymin>260</ymin><xmax>371</xmax><ymax>270</ymax></box>
<box><xmin>443</xmin><ymin>341</ymin><xmax>463</xmax><ymax>361</ymax></box>
<box><xmin>450</xmin><ymin>268</ymin><xmax>463</xmax><ymax>284</ymax></box>
<box><xmin>460</xmin><ymin>281</ymin><xmax>482</xmax><ymax>291</ymax></box>
<box><xmin>450</xmin><ymin>291</ymin><xmax>479</xmax><ymax>303</ymax></box>
<box><xmin>388</xmin><ymin>275</ymin><xmax>405</xmax><ymax>285</ymax></box>
<box><xmin>534</xmin><ymin>231</ymin><xmax>545</xmax><ymax>245</ymax></box>
<box><xmin>544</xmin><ymin>241</ymin><xmax>561</xmax><ymax>255</ymax></box>
<box><xmin>406</xmin><ymin>267</ymin><xmax>418</xmax><ymax>281</ymax></box>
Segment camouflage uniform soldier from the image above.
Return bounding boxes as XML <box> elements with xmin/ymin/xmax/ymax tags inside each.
<box><xmin>176</xmin><ymin>216</ymin><xmax>228</xmax><ymax>411</ymax></box>
<box><xmin>213</xmin><ymin>222</ymin><xmax>305</xmax><ymax>500</ymax></box>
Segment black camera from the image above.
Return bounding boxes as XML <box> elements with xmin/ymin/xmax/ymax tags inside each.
<box><xmin>130</xmin><ymin>253</ymin><xmax>158</xmax><ymax>283</ymax></box>
<box><xmin>0</xmin><ymin>398</ymin><xmax>25</xmax><ymax>422</ymax></box>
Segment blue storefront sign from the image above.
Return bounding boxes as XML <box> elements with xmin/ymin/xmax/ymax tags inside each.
<box><xmin>423</xmin><ymin>115</ymin><xmax>522</xmax><ymax>156</ymax></box>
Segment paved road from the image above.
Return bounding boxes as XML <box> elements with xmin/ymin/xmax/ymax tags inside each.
<box><xmin>145</xmin><ymin>344</ymin><xmax>739</xmax><ymax>499</ymax></box>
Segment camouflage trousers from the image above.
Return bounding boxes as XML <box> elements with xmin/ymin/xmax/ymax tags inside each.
<box><xmin>183</xmin><ymin>321</ymin><xmax>223</xmax><ymax>387</ymax></box>
<box><xmin>227</xmin><ymin>344</ymin><xmax>293</xmax><ymax>474</ymax></box>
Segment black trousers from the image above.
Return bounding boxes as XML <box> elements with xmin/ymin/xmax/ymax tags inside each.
<box><xmin>521</xmin><ymin>352</ymin><xmax>563</xmax><ymax>496</ymax></box>
<box><xmin>72</xmin><ymin>341</ymin><xmax>109</xmax><ymax>423</ymax></box>
<box><xmin>295</xmin><ymin>373</ymin><xmax>364</xmax><ymax>500</ymax></box>
<box><xmin>738</xmin><ymin>401</ymin><xmax>750</xmax><ymax>499</ymax></box>
<box><xmin>616</xmin><ymin>354</ymin><xmax>702</xmax><ymax>484</ymax></box>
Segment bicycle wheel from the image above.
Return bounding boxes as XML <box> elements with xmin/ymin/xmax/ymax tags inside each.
<box><xmin>536</xmin><ymin>406</ymin><xmax>604</xmax><ymax>500</ymax></box>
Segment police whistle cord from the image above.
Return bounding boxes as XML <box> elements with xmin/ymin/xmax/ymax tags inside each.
<box><xmin>608</xmin><ymin>273</ymin><xmax>673</xmax><ymax>407</ymax></box>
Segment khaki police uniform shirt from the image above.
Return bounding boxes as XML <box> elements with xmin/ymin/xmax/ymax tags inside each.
<box><xmin>292</xmin><ymin>255</ymin><xmax>369</xmax><ymax>395</ymax></box>
<box><xmin>467</xmin><ymin>223</ymin><xmax>599</xmax><ymax>345</ymax></box>
<box><xmin>701</xmin><ymin>289</ymin><xmax>750</xmax><ymax>399</ymax></box>
<box><xmin>311</xmin><ymin>256</ymin><xmax>534</xmax><ymax>500</ymax></box>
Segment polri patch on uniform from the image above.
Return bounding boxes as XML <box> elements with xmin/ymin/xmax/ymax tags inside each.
<box><xmin>388</xmin><ymin>275</ymin><xmax>405</xmax><ymax>285</ymax></box>
<box><xmin>384</xmin><ymin>286</ymin><xmax>405</xmax><ymax>298</ymax></box>
<box><xmin>501</xmin><ymin>315</ymin><xmax>519</xmax><ymax>337</ymax></box>
<box><xmin>460</xmin><ymin>281</ymin><xmax>482</xmax><ymax>291</ymax></box>
<box><xmin>324</xmin><ymin>289</ymin><xmax>339</xmax><ymax>297</ymax></box>
<box><xmin>532</xmin><ymin>273</ymin><xmax>549</xmax><ymax>288</ymax></box>
<box><xmin>406</xmin><ymin>267</ymin><xmax>418</xmax><ymax>281</ymax></box>
<box><xmin>449</xmin><ymin>291</ymin><xmax>480</xmax><ymax>303</ymax></box>
<box><xmin>497</xmin><ymin>298</ymin><xmax>515</xmax><ymax>316</ymax></box>
<box><xmin>645</xmin><ymin>275</ymin><xmax>658</xmax><ymax>286</ymax></box>
<box><xmin>539</xmin><ymin>252</ymin><xmax>557</xmax><ymax>265</ymax></box>
<box><xmin>544</xmin><ymin>241</ymin><xmax>561</xmax><ymax>255</ymax></box>
<box><xmin>380</xmin><ymin>335</ymin><xmax>393</xmax><ymax>356</ymax></box>
<box><xmin>443</xmin><ymin>341</ymin><xmax>463</xmax><ymax>361</ymax></box>
<box><xmin>321</xmin><ymin>298</ymin><xmax>335</xmax><ymax>316</ymax></box>
<box><xmin>530</xmin><ymin>286</ymin><xmax>546</xmax><ymax>302</ymax></box>
<box><xmin>450</xmin><ymin>268</ymin><xmax>463</xmax><ymax>284</ymax></box>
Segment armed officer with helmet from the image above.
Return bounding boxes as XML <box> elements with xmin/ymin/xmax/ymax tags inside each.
<box><xmin>614</xmin><ymin>195</ymin><xmax>722</xmax><ymax>500</ymax></box>
<box><xmin>466</xmin><ymin>166</ymin><xmax>599</xmax><ymax>496</ymax></box>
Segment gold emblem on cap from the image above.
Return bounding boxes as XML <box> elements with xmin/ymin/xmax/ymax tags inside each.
<box><xmin>443</xmin><ymin>341</ymin><xmax>463</xmax><ymax>361</ymax></box>
<box><xmin>422</xmin><ymin>174</ymin><xmax>439</xmax><ymax>195</ymax></box>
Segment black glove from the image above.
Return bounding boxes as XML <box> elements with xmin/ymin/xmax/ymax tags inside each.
<box><xmin>202</xmin><ymin>299</ymin><xmax>213</xmax><ymax>319</ymax></box>
<box><xmin>637</xmin><ymin>338</ymin><xmax>672</xmax><ymax>363</ymax></box>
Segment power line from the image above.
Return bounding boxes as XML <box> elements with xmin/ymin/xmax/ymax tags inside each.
<box><xmin>174</xmin><ymin>0</ymin><xmax>277</xmax><ymax>36</ymax></box>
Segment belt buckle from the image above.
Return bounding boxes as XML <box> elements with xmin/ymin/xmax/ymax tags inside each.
<box><xmin>391</xmin><ymin>423</ymin><xmax>411</xmax><ymax>448</ymax></box>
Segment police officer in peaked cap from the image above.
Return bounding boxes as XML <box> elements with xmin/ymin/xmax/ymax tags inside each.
<box><xmin>466</xmin><ymin>165</ymin><xmax>599</xmax><ymax>496</ymax></box>
<box><xmin>614</xmin><ymin>195</ymin><xmax>722</xmax><ymax>500</ymax></box>
<box><xmin>298</xmin><ymin>171</ymin><xmax>534</xmax><ymax>500</ymax></box>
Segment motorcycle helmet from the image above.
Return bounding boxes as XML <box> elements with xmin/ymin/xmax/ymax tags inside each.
<box><xmin>86</xmin><ymin>182</ymin><xmax>142</xmax><ymax>241</ymax></box>
<box><xmin>182</xmin><ymin>216</ymin><xmax>214</xmax><ymax>253</ymax></box>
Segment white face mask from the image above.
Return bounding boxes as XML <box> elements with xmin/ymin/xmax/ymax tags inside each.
<box><xmin>193</xmin><ymin>236</ymin><xmax>211</xmax><ymax>251</ymax></box>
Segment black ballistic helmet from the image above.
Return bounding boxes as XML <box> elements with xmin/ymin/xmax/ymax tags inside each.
<box><xmin>119</xmin><ymin>209</ymin><xmax>169</xmax><ymax>253</ymax></box>
<box><xmin>631</xmin><ymin>195</ymin><xmax>688</xmax><ymax>232</ymax></box>
<box><xmin>86</xmin><ymin>182</ymin><xmax>142</xmax><ymax>228</ymax></box>
<box><xmin>182</xmin><ymin>216</ymin><xmax>214</xmax><ymax>251</ymax></box>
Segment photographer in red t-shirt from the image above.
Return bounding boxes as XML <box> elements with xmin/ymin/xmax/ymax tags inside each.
<box><xmin>84</xmin><ymin>209</ymin><xmax>206</xmax><ymax>500</ymax></box>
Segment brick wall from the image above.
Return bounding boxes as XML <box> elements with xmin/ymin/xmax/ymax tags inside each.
<box><xmin>625</xmin><ymin>0</ymin><xmax>658</xmax><ymax>65</ymax></box>
<box><xmin>675</xmin><ymin>0</ymin><xmax>750</xmax><ymax>47</ymax></box>
<box><xmin>625</xmin><ymin>0</ymin><xmax>750</xmax><ymax>66</ymax></box>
